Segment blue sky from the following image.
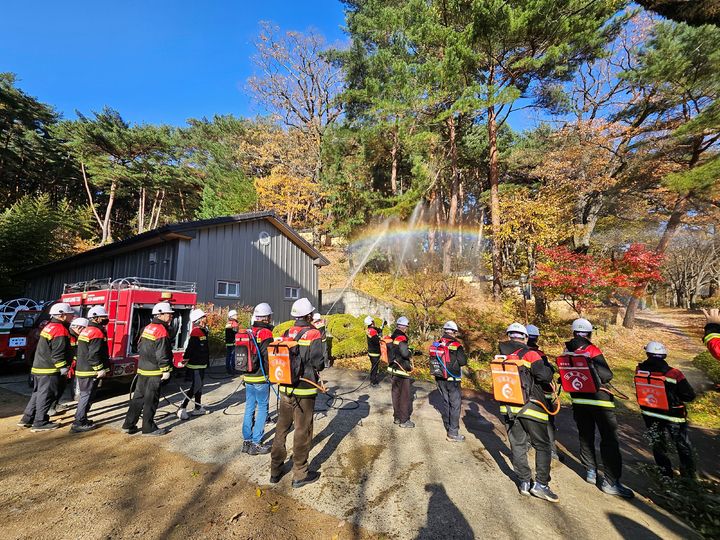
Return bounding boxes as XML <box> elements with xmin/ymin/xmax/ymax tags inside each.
<box><xmin>2</xmin><ymin>0</ymin><xmax>538</xmax><ymax>130</ymax></box>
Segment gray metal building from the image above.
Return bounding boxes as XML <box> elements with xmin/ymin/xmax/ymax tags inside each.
<box><xmin>24</xmin><ymin>211</ymin><xmax>329</xmax><ymax>322</ymax></box>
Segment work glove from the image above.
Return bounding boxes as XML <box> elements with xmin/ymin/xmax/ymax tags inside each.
<box><xmin>161</xmin><ymin>371</ymin><xmax>171</xmax><ymax>381</ymax></box>
<box><xmin>59</xmin><ymin>367</ymin><xmax>69</xmax><ymax>376</ymax></box>
<box><xmin>702</xmin><ymin>308</ymin><xmax>720</xmax><ymax>325</ymax></box>
<box><xmin>96</xmin><ymin>369</ymin><xmax>108</xmax><ymax>379</ymax></box>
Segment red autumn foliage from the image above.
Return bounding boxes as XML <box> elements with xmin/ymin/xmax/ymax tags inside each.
<box><xmin>532</xmin><ymin>244</ymin><xmax>664</xmax><ymax>315</ymax></box>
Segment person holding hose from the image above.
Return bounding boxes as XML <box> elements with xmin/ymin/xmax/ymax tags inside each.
<box><xmin>122</xmin><ymin>302</ymin><xmax>175</xmax><ymax>436</ymax></box>
<box><xmin>177</xmin><ymin>308</ymin><xmax>210</xmax><ymax>420</ymax></box>
<box><xmin>72</xmin><ymin>307</ymin><xmax>109</xmax><ymax>432</ymax></box>
<box><xmin>434</xmin><ymin>321</ymin><xmax>467</xmax><ymax>442</ymax></box>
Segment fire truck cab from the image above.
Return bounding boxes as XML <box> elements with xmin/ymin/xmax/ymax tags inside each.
<box><xmin>0</xmin><ymin>309</ymin><xmax>41</xmax><ymax>364</ymax></box>
<box><xmin>59</xmin><ymin>277</ymin><xmax>197</xmax><ymax>379</ymax></box>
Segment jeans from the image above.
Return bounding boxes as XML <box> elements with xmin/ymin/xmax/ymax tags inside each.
<box><xmin>243</xmin><ymin>383</ymin><xmax>270</xmax><ymax>444</ymax></box>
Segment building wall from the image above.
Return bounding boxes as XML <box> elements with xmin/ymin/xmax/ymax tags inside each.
<box><xmin>24</xmin><ymin>242</ymin><xmax>178</xmax><ymax>302</ymax></box>
<box><xmin>176</xmin><ymin>220</ymin><xmax>318</xmax><ymax>322</ymax></box>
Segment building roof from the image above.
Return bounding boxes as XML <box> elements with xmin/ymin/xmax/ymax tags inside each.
<box><xmin>25</xmin><ymin>211</ymin><xmax>330</xmax><ymax>276</ymax></box>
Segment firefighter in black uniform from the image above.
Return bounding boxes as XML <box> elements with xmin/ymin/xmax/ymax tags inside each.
<box><xmin>177</xmin><ymin>308</ymin><xmax>210</xmax><ymax>419</ymax></box>
<box><xmin>270</xmin><ymin>298</ymin><xmax>325</xmax><ymax>488</ymax></box>
<box><xmin>49</xmin><ymin>316</ymin><xmax>87</xmax><ymax>416</ymax></box>
<box><xmin>225</xmin><ymin>309</ymin><xmax>239</xmax><ymax>374</ymax></box>
<box><xmin>313</xmin><ymin>312</ymin><xmax>331</xmax><ymax>368</ymax></box>
<box><xmin>499</xmin><ymin>323</ymin><xmax>558</xmax><ymax>502</ymax></box>
<box><xmin>526</xmin><ymin>324</ymin><xmax>559</xmax><ymax>460</ymax></box>
<box><xmin>636</xmin><ymin>341</ymin><xmax>696</xmax><ymax>478</ymax></box>
<box><xmin>434</xmin><ymin>321</ymin><xmax>467</xmax><ymax>442</ymax></box>
<box><xmin>18</xmin><ymin>302</ymin><xmax>76</xmax><ymax>432</ymax></box>
<box><xmin>122</xmin><ymin>302</ymin><xmax>175</xmax><ymax>436</ymax></box>
<box><xmin>365</xmin><ymin>316</ymin><xmax>381</xmax><ymax>386</ymax></box>
<box><xmin>566</xmin><ymin>318</ymin><xmax>633</xmax><ymax>498</ymax></box>
<box><xmin>72</xmin><ymin>307</ymin><xmax>109</xmax><ymax>432</ymax></box>
<box><xmin>388</xmin><ymin>316</ymin><xmax>414</xmax><ymax>428</ymax></box>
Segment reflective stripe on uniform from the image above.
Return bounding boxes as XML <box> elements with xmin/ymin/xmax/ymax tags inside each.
<box><xmin>446</xmin><ymin>377</ymin><xmax>461</xmax><ymax>382</ymax></box>
<box><xmin>185</xmin><ymin>364</ymin><xmax>207</xmax><ymax>370</ymax></box>
<box><xmin>75</xmin><ymin>370</ymin><xmax>98</xmax><ymax>377</ymax></box>
<box><xmin>298</xmin><ymin>339</ymin><xmax>313</xmax><ymax>346</ymax></box>
<box><xmin>244</xmin><ymin>375</ymin><xmax>268</xmax><ymax>384</ymax></box>
<box><xmin>703</xmin><ymin>333</ymin><xmax>720</xmax><ymax>344</ymax></box>
<box><xmin>54</xmin><ymin>361</ymin><xmax>67</xmax><ymax>368</ymax></box>
<box><xmin>499</xmin><ymin>405</ymin><xmax>549</xmax><ymax>422</ymax></box>
<box><xmin>368</xmin><ymin>353</ymin><xmax>380</xmax><ymax>357</ymax></box>
<box><xmin>279</xmin><ymin>385</ymin><xmax>317</xmax><ymax>396</ymax></box>
<box><xmin>137</xmin><ymin>368</ymin><xmax>163</xmax><ymax>376</ymax></box>
<box><xmin>141</xmin><ymin>332</ymin><xmax>157</xmax><ymax>341</ymax></box>
<box><xmin>387</xmin><ymin>367</ymin><xmax>409</xmax><ymax>377</ymax></box>
<box><xmin>31</xmin><ymin>367</ymin><xmax>59</xmax><ymax>375</ymax></box>
<box><xmin>664</xmin><ymin>377</ymin><xmax>677</xmax><ymax>384</ymax></box>
<box><xmin>571</xmin><ymin>398</ymin><xmax>615</xmax><ymax>408</ymax></box>
<box><xmin>641</xmin><ymin>410</ymin><xmax>686</xmax><ymax>423</ymax></box>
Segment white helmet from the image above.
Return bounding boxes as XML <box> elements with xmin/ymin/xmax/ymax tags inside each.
<box><xmin>50</xmin><ymin>302</ymin><xmax>75</xmax><ymax>316</ymax></box>
<box><xmin>189</xmin><ymin>308</ymin><xmax>206</xmax><ymax>323</ymax></box>
<box><xmin>396</xmin><ymin>316</ymin><xmax>409</xmax><ymax>327</ymax></box>
<box><xmin>364</xmin><ymin>316</ymin><xmax>374</xmax><ymax>326</ymax></box>
<box><xmin>572</xmin><ymin>318</ymin><xmax>593</xmax><ymax>333</ymax></box>
<box><xmin>506</xmin><ymin>322</ymin><xmax>528</xmax><ymax>337</ymax></box>
<box><xmin>291</xmin><ymin>297</ymin><xmax>315</xmax><ymax>318</ymax></box>
<box><xmin>228</xmin><ymin>309</ymin><xmax>238</xmax><ymax>319</ymax></box>
<box><xmin>70</xmin><ymin>317</ymin><xmax>89</xmax><ymax>328</ymax></box>
<box><xmin>443</xmin><ymin>320</ymin><xmax>459</xmax><ymax>332</ymax></box>
<box><xmin>645</xmin><ymin>341</ymin><xmax>668</xmax><ymax>356</ymax></box>
<box><xmin>526</xmin><ymin>324</ymin><xmax>540</xmax><ymax>337</ymax></box>
<box><xmin>253</xmin><ymin>303</ymin><xmax>273</xmax><ymax>318</ymax></box>
<box><xmin>87</xmin><ymin>305</ymin><xmax>109</xmax><ymax>318</ymax></box>
<box><xmin>152</xmin><ymin>302</ymin><xmax>175</xmax><ymax>315</ymax></box>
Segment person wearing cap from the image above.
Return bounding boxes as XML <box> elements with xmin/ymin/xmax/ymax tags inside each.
<box><xmin>565</xmin><ymin>318</ymin><xmax>633</xmax><ymax>498</ymax></box>
<box><xmin>270</xmin><ymin>297</ymin><xmax>325</xmax><ymax>488</ymax></box>
<box><xmin>225</xmin><ymin>309</ymin><xmax>240</xmax><ymax>374</ymax></box>
<box><xmin>388</xmin><ymin>316</ymin><xmax>414</xmax><ymax>428</ymax></box>
<box><xmin>499</xmin><ymin>322</ymin><xmax>558</xmax><ymax>502</ymax></box>
<box><xmin>434</xmin><ymin>321</ymin><xmax>467</xmax><ymax>442</ymax></box>
<box><xmin>48</xmin><ymin>316</ymin><xmax>87</xmax><ymax>417</ymax></box>
<box><xmin>636</xmin><ymin>341</ymin><xmax>696</xmax><ymax>478</ymax></box>
<box><xmin>526</xmin><ymin>324</ymin><xmax>560</xmax><ymax>460</ymax></box>
<box><xmin>177</xmin><ymin>308</ymin><xmax>210</xmax><ymax>420</ymax></box>
<box><xmin>122</xmin><ymin>302</ymin><xmax>175</xmax><ymax>436</ymax></box>
<box><xmin>18</xmin><ymin>302</ymin><xmax>76</xmax><ymax>432</ymax></box>
<box><xmin>365</xmin><ymin>316</ymin><xmax>381</xmax><ymax>386</ymax></box>
<box><xmin>242</xmin><ymin>303</ymin><xmax>275</xmax><ymax>456</ymax></box>
<box><xmin>701</xmin><ymin>308</ymin><xmax>720</xmax><ymax>361</ymax></box>
<box><xmin>312</xmin><ymin>312</ymin><xmax>331</xmax><ymax>368</ymax></box>
<box><xmin>71</xmin><ymin>307</ymin><xmax>109</xmax><ymax>432</ymax></box>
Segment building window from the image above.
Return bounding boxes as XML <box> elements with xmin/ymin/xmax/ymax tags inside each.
<box><xmin>285</xmin><ymin>286</ymin><xmax>300</xmax><ymax>300</ymax></box>
<box><xmin>216</xmin><ymin>280</ymin><xmax>240</xmax><ymax>298</ymax></box>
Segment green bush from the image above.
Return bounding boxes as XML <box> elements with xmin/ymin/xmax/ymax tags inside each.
<box><xmin>693</xmin><ymin>351</ymin><xmax>720</xmax><ymax>385</ymax></box>
<box><xmin>696</xmin><ymin>297</ymin><xmax>720</xmax><ymax>309</ymax></box>
<box><xmin>271</xmin><ymin>314</ymin><xmax>373</xmax><ymax>359</ymax></box>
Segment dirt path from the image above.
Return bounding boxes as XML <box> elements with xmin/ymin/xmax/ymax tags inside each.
<box><xmin>0</xmin><ymin>364</ymin><xmax>705</xmax><ymax>540</ymax></box>
<box><xmin>0</xmin><ymin>389</ymin><xmax>373</xmax><ymax>540</ymax></box>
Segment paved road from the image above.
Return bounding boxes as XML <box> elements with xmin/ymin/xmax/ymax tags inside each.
<box><xmin>1</xmin><ymin>362</ymin><xmax>707</xmax><ymax>539</ymax></box>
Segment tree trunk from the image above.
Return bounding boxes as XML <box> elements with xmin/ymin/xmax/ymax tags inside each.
<box><xmin>534</xmin><ymin>288</ymin><xmax>548</xmax><ymax>319</ymax></box>
<box><xmin>623</xmin><ymin>195</ymin><xmax>686</xmax><ymax>328</ymax></box>
<box><xmin>101</xmin><ymin>180</ymin><xmax>117</xmax><ymax>245</ymax></box>
<box><xmin>488</xmin><ymin>105</ymin><xmax>503</xmax><ymax>300</ymax></box>
<box><xmin>138</xmin><ymin>187</ymin><xmax>146</xmax><ymax>234</ymax></box>
<box><xmin>80</xmin><ymin>161</ymin><xmax>104</xmax><ymax>234</ymax></box>
<box><xmin>390</xmin><ymin>125</ymin><xmax>399</xmax><ymax>196</ymax></box>
<box><xmin>443</xmin><ymin>115</ymin><xmax>459</xmax><ymax>274</ymax></box>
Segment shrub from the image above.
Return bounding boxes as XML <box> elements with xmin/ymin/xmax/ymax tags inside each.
<box><xmin>693</xmin><ymin>351</ymin><xmax>720</xmax><ymax>385</ymax></box>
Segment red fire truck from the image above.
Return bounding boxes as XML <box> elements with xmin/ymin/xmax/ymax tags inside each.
<box><xmin>25</xmin><ymin>277</ymin><xmax>197</xmax><ymax>380</ymax></box>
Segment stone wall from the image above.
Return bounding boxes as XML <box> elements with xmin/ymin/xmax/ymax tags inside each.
<box><xmin>321</xmin><ymin>287</ymin><xmax>395</xmax><ymax>323</ymax></box>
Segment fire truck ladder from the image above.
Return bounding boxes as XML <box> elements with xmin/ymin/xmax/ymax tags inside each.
<box><xmin>109</xmin><ymin>277</ymin><xmax>196</xmax><ymax>293</ymax></box>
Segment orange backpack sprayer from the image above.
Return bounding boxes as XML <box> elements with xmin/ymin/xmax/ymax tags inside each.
<box><xmin>491</xmin><ymin>353</ymin><xmax>561</xmax><ymax>416</ymax></box>
<box><xmin>267</xmin><ymin>339</ymin><xmax>298</xmax><ymax>385</ymax></box>
<box><xmin>634</xmin><ymin>370</ymin><xmax>670</xmax><ymax>411</ymax></box>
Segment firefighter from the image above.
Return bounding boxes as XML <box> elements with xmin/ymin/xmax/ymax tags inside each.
<box><xmin>499</xmin><ymin>323</ymin><xmax>558</xmax><ymax>502</ymax></box>
<box><xmin>526</xmin><ymin>324</ymin><xmax>560</xmax><ymax>461</ymax></box>
<box><xmin>177</xmin><ymin>308</ymin><xmax>210</xmax><ymax>420</ymax></box>
<box><xmin>388</xmin><ymin>316</ymin><xmax>414</xmax><ymax>428</ymax></box>
<box><xmin>242</xmin><ymin>302</ymin><xmax>274</xmax><ymax>456</ymax></box>
<box><xmin>225</xmin><ymin>309</ymin><xmax>239</xmax><ymax>374</ymax></box>
<box><xmin>122</xmin><ymin>302</ymin><xmax>175</xmax><ymax>436</ymax></box>
<box><xmin>270</xmin><ymin>298</ymin><xmax>325</xmax><ymax>488</ymax></box>
<box><xmin>702</xmin><ymin>308</ymin><xmax>720</xmax><ymax>361</ymax></box>
<box><xmin>312</xmin><ymin>312</ymin><xmax>331</xmax><ymax>368</ymax></box>
<box><xmin>49</xmin><ymin>316</ymin><xmax>87</xmax><ymax>416</ymax></box>
<box><xmin>566</xmin><ymin>318</ymin><xmax>634</xmax><ymax>498</ymax></box>
<box><xmin>18</xmin><ymin>302</ymin><xmax>75</xmax><ymax>432</ymax></box>
<box><xmin>72</xmin><ymin>307</ymin><xmax>109</xmax><ymax>433</ymax></box>
<box><xmin>636</xmin><ymin>341</ymin><xmax>696</xmax><ymax>478</ymax></box>
<box><xmin>434</xmin><ymin>321</ymin><xmax>467</xmax><ymax>442</ymax></box>
<box><xmin>365</xmin><ymin>316</ymin><xmax>381</xmax><ymax>386</ymax></box>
